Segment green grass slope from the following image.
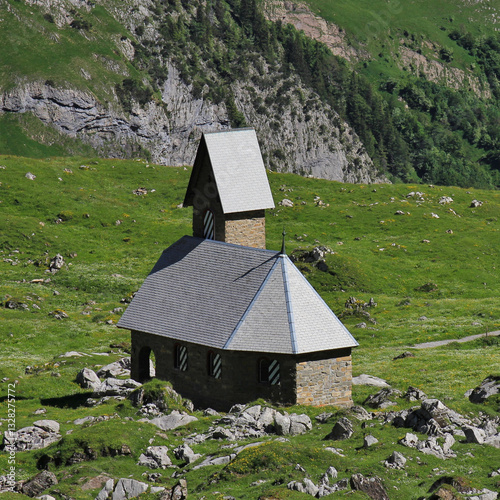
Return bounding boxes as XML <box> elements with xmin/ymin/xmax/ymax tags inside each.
<box><xmin>0</xmin><ymin>156</ymin><xmax>499</xmax><ymax>498</ymax></box>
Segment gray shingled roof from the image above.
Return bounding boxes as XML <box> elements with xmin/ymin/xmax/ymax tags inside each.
<box><xmin>117</xmin><ymin>236</ymin><xmax>358</xmax><ymax>354</ymax></box>
<box><xmin>184</xmin><ymin>128</ymin><xmax>275</xmax><ymax>214</ymax></box>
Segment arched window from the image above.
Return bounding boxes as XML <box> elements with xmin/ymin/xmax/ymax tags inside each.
<box><xmin>203</xmin><ymin>209</ymin><xmax>215</xmax><ymax>240</ymax></box>
<box><xmin>174</xmin><ymin>344</ymin><xmax>188</xmax><ymax>371</ymax></box>
<box><xmin>208</xmin><ymin>351</ymin><xmax>222</xmax><ymax>379</ymax></box>
<box><xmin>259</xmin><ymin>358</ymin><xmax>280</xmax><ymax>385</ymax></box>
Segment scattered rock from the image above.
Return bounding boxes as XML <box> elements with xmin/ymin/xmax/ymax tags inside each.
<box><xmin>21</xmin><ymin>471</ymin><xmax>58</xmax><ymax>497</ymax></box>
<box><xmin>48</xmin><ymin>309</ymin><xmax>69</xmax><ymax>319</ymax></box>
<box><xmin>278</xmin><ymin>198</ymin><xmax>294</xmax><ymax>207</ymax></box>
<box><xmin>160</xmin><ymin>479</ymin><xmax>187</xmax><ymax>500</ymax></box>
<box><xmin>439</xmin><ymin>196</ymin><xmax>453</xmax><ymax>204</ymax></box>
<box><xmin>76</xmin><ymin>368</ymin><xmax>101</xmax><ymax>391</ymax></box>
<box><xmin>399</xmin><ymin>432</ymin><xmax>456</xmax><ymax>459</ymax></box>
<box><xmin>49</xmin><ymin>254</ymin><xmax>64</xmax><ymax>273</ymax></box>
<box><xmin>96</xmin><ymin>479</ymin><xmax>115</xmax><ymax>500</ymax></box>
<box><xmin>111</xmin><ymin>478</ymin><xmax>148</xmax><ymax>500</ymax></box>
<box><xmin>173</xmin><ymin>444</ymin><xmax>202</xmax><ymax>464</ymax></box>
<box><xmin>133</xmin><ymin>187</ymin><xmax>148</xmax><ymax>196</ymax></box>
<box><xmin>146</xmin><ymin>410</ymin><xmax>198</xmax><ymax>431</ymax></box>
<box><xmin>93</xmin><ymin>378</ymin><xmax>141</xmax><ymax>397</ymax></box>
<box><xmin>137</xmin><ymin>446</ymin><xmax>172</xmax><ymax>469</ymax></box>
<box><xmin>350</xmin><ymin>473</ymin><xmax>389</xmax><ymax>500</ymax></box>
<box><xmin>188</xmin><ymin>405</ymin><xmax>312</xmax><ymax>444</ymax></box>
<box><xmin>468</xmin><ymin>375</ymin><xmax>500</xmax><ymax>404</ymax></box>
<box><xmin>470</xmin><ymin>199</ymin><xmax>483</xmax><ymax>208</ymax></box>
<box><xmin>352</xmin><ymin>374</ymin><xmax>390</xmax><ymax>388</ymax></box>
<box><xmin>462</xmin><ymin>425</ymin><xmax>486</xmax><ymax>445</ymax></box>
<box><xmin>363</xmin><ymin>434</ymin><xmax>378</xmax><ymax>448</ymax></box>
<box><xmin>97</xmin><ymin>358</ymin><xmax>131</xmax><ymax>378</ymax></box>
<box><xmin>2</xmin><ymin>421</ymin><xmax>61</xmax><ymax>451</ymax></box>
<box><xmin>25</xmin><ymin>172</ymin><xmax>37</xmax><ymax>180</ymax></box>
<box><xmin>325</xmin><ymin>417</ymin><xmax>353</xmax><ymax>441</ymax></box>
<box><xmin>384</xmin><ymin>451</ymin><xmax>406</xmax><ymax>469</ymax></box>
<box><xmin>350</xmin><ymin>406</ymin><xmax>373</xmax><ymax>421</ymax></box>
<box><xmin>404</xmin><ymin>386</ymin><xmax>427</xmax><ymax>401</ymax></box>
<box><xmin>363</xmin><ymin>388</ymin><xmax>402</xmax><ymax>409</ymax></box>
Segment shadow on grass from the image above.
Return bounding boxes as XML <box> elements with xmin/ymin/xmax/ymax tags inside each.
<box><xmin>0</xmin><ymin>395</ymin><xmax>32</xmax><ymax>403</ymax></box>
<box><xmin>41</xmin><ymin>392</ymin><xmax>92</xmax><ymax>409</ymax></box>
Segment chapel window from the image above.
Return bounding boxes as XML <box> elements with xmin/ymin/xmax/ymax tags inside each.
<box><xmin>208</xmin><ymin>351</ymin><xmax>222</xmax><ymax>379</ymax></box>
<box><xmin>174</xmin><ymin>344</ymin><xmax>188</xmax><ymax>371</ymax></box>
<box><xmin>203</xmin><ymin>209</ymin><xmax>215</xmax><ymax>240</ymax></box>
<box><xmin>259</xmin><ymin>358</ymin><xmax>280</xmax><ymax>385</ymax></box>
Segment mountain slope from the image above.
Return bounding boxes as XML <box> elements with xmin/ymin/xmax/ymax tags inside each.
<box><xmin>0</xmin><ymin>0</ymin><xmax>383</xmax><ymax>183</ymax></box>
<box><xmin>1</xmin><ymin>0</ymin><xmax>500</xmax><ymax>187</ymax></box>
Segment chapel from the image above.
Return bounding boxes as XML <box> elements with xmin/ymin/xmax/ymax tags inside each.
<box><xmin>117</xmin><ymin>128</ymin><xmax>358</xmax><ymax>410</ymax></box>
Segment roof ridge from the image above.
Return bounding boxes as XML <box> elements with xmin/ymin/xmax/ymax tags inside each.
<box><xmin>280</xmin><ymin>254</ymin><xmax>298</xmax><ymax>354</ymax></box>
<box><xmin>223</xmin><ymin>255</ymin><xmax>281</xmax><ymax>349</ymax></box>
<box><xmin>203</xmin><ymin>127</ymin><xmax>255</xmax><ymax>135</ymax></box>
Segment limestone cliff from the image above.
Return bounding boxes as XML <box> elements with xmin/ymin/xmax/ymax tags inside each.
<box><xmin>0</xmin><ymin>0</ymin><xmax>387</xmax><ymax>183</ymax></box>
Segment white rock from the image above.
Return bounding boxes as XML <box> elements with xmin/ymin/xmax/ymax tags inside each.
<box><xmin>147</xmin><ymin>410</ymin><xmax>198</xmax><ymax>430</ymax></box>
<box><xmin>352</xmin><ymin>374</ymin><xmax>390</xmax><ymax>388</ymax></box>
<box><xmin>111</xmin><ymin>478</ymin><xmax>148</xmax><ymax>500</ymax></box>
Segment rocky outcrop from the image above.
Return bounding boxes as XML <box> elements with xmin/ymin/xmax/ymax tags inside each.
<box><xmin>0</xmin><ymin>74</ymin><xmax>384</xmax><ymax>183</ymax></box>
<box><xmin>263</xmin><ymin>1</ymin><xmax>362</xmax><ymax>62</ymax></box>
<box><xmin>2</xmin><ymin>420</ymin><xmax>61</xmax><ymax>452</ymax></box>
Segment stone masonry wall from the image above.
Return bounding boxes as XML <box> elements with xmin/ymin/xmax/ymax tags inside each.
<box><xmin>224</xmin><ymin>210</ymin><xmax>266</xmax><ymax>249</ymax></box>
<box><xmin>131</xmin><ymin>331</ymin><xmax>296</xmax><ymax>411</ymax></box>
<box><xmin>295</xmin><ymin>349</ymin><xmax>353</xmax><ymax>407</ymax></box>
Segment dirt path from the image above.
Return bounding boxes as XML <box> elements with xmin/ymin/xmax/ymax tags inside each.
<box><xmin>412</xmin><ymin>330</ymin><xmax>500</xmax><ymax>349</ymax></box>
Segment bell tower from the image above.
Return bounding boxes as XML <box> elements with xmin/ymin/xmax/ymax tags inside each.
<box><xmin>183</xmin><ymin>128</ymin><xmax>275</xmax><ymax>249</ymax></box>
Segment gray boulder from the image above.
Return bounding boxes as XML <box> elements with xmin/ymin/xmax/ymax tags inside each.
<box><xmin>384</xmin><ymin>451</ymin><xmax>406</xmax><ymax>469</ymax></box>
<box><xmin>289</xmin><ymin>413</ymin><xmax>313</xmax><ymax>435</ymax></box>
<box><xmin>350</xmin><ymin>473</ymin><xmax>389</xmax><ymax>500</ymax></box>
<box><xmin>21</xmin><ymin>471</ymin><xmax>58</xmax><ymax>497</ymax></box>
<box><xmin>173</xmin><ymin>444</ymin><xmax>202</xmax><ymax>464</ymax></box>
<box><xmin>111</xmin><ymin>479</ymin><xmax>148</xmax><ymax>500</ymax></box>
<box><xmin>303</xmin><ymin>478</ymin><xmax>319</xmax><ymax>497</ymax></box>
<box><xmin>352</xmin><ymin>374</ymin><xmax>390</xmax><ymax>388</ymax></box>
<box><xmin>274</xmin><ymin>412</ymin><xmax>291</xmax><ymax>435</ymax></box>
<box><xmin>404</xmin><ymin>386</ymin><xmax>427</xmax><ymax>401</ymax></box>
<box><xmin>76</xmin><ymin>368</ymin><xmax>101</xmax><ymax>391</ymax></box>
<box><xmin>95</xmin><ymin>479</ymin><xmax>114</xmax><ymax>500</ymax></box>
<box><xmin>364</xmin><ymin>388</ymin><xmax>402</xmax><ymax>409</ymax></box>
<box><xmin>137</xmin><ymin>446</ymin><xmax>171</xmax><ymax>469</ymax></box>
<box><xmin>350</xmin><ymin>406</ymin><xmax>373</xmax><ymax>421</ymax></box>
<box><xmin>463</xmin><ymin>425</ymin><xmax>486</xmax><ymax>445</ymax></box>
<box><xmin>32</xmin><ymin>420</ymin><xmax>60</xmax><ymax>434</ymax></box>
<box><xmin>161</xmin><ymin>479</ymin><xmax>188</xmax><ymax>500</ymax></box>
<box><xmin>3</xmin><ymin>421</ymin><xmax>61</xmax><ymax>451</ymax></box>
<box><xmin>49</xmin><ymin>254</ymin><xmax>64</xmax><ymax>273</ymax></box>
<box><xmin>93</xmin><ymin>378</ymin><xmax>141</xmax><ymax>397</ymax></box>
<box><xmin>97</xmin><ymin>358</ymin><xmax>131</xmax><ymax>379</ymax></box>
<box><xmin>317</xmin><ymin>478</ymin><xmax>349</xmax><ymax>497</ymax></box>
<box><xmin>325</xmin><ymin>417</ymin><xmax>353</xmax><ymax>441</ymax></box>
<box><xmin>469</xmin><ymin>375</ymin><xmax>500</xmax><ymax>404</ymax></box>
<box><xmin>147</xmin><ymin>410</ymin><xmax>198</xmax><ymax>431</ymax></box>
<box><xmin>363</xmin><ymin>434</ymin><xmax>378</xmax><ymax>448</ymax></box>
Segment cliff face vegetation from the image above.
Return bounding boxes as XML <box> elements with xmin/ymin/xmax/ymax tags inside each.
<box><xmin>1</xmin><ymin>0</ymin><xmax>500</xmax><ymax>187</ymax></box>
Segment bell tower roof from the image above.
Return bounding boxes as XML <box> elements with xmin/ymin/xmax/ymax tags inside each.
<box><xmin>184</xmin><ymin>128</ymin><xmax>275</xmax><ymax>214</ymax></box>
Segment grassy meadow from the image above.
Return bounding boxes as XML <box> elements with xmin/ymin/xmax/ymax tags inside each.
<box><xmin>0</xmin><ymin>155</ymin><xmax>499</xmax><ymax>498</ymax></box>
